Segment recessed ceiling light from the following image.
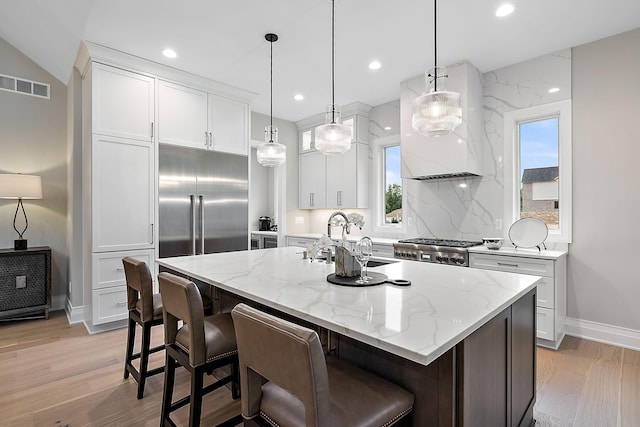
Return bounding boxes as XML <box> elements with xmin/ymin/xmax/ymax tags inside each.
<box><xmin>369</xmin><ymin>61</ymin><xmax>381</xmax><ymax>70</ymax></box>
<box><xmin>384</xmin><ymin>126</ymin><xmax>391</xmax><ymax>131</ymax></box>
<box><xmin>548</xmin><ymin>87</ymin><xmax>560</xmax><ymax>93</ymax></box>
<box><xmin>162</xmin><ymin>48</ymin><xmax>177</xmax><ymax>58</ymax></box>
<box><xmin>294</xmin><ymin>94</ymin><xmax>304</xmax><ymax>101</ymax></box>
<box><xmin>495</xmin><ymin>4</ymin><xmax>514</xmax><ymax>17</ymax></box>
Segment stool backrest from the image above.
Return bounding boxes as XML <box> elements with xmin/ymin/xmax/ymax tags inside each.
<box><xmin>231</xmin><ymin>303</ymin><xmax>330</xmax><ymax>427</ymax></box>
<box><xmin>158</xmin><ymin>272</ymin><xmax>206</xmax><ymax>366</ymax></box>
<box><xmin>122</xmin><ymin>257</ymin><xmax>154</xmax><ymax>322</ymax></box>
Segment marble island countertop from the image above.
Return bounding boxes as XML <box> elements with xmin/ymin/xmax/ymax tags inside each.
<box><xmin>286</xmin><ymin>233</ymin><xmax>398</xmax><ymax>245</ymax></box>
<box><xmin>157</xmin><ymin>246</ymin><xmax>540</xmax><ymax>366</ymax></box>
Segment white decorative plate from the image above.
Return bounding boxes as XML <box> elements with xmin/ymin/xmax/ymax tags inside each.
<box><xmin>508</xmin><ymin>217</ymin><xmax>548</xmax><ymax>249</ymax></box>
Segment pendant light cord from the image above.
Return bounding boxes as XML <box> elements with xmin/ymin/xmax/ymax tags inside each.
<box><xmin>331</xmin><ymin>0</ymin><xmax>336</xmax><ymax>124</ymax></box>
<box><xmin>270</xmin><ymin>36</ymin><xmax>273</xmax><ymax>136</ymax></box>
<box><xmin>433</xmin><ymin>0</ymin><xmax>438</xmax><ymax>91</ymax></box>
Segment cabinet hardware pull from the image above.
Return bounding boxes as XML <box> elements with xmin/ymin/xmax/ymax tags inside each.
<box><xmin>199</xmin><ymin>195</ymin><xmax>205</xmax><ymax>255</ymax></box>
<box><xmin>117</xmin><ymin>301</ymin><xmax>127</xmax><ymax>306</ymax></box>
<box><xmin>205</xmin><ymin>131</ymin><xmax>208</xmax><ymax>147</ymax></box>
<box><xmin>151</xmin><ymin>122</ymin><xmax>154</xmax><ymax>139</ymax></box>
<box><xmin>497</xmin><ymin>262</ymin><xmax>519</xmax><ymax>268</ymax></box>
<box><xmin>116</xmin><ymin>267</ymin><xmax>124</xmax><ymax>271</ymax></box>
<box><xmin>209</xmin><ymin>132</ymin><xmax>213</xmax><ymax>147</ymax></box>
<box><xmin>150</xmin><ymin>223</ymin><xmax>154</xmax><ymax>244</ymax></box>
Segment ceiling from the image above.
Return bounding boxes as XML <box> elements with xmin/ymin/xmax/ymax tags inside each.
<box><xmin>1</xmin><ymin>0</ymin><xmax>639</xmax><ymax>123</ymax></box>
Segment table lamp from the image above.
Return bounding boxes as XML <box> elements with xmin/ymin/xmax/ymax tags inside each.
<box><xmin>0</xmin><ymin>174</ymin><xmax>43</xmax><ymax>250</ymax></box>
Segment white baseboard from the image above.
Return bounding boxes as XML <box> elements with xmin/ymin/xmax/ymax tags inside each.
<box><xmin>565</xmin><ymin>317</ymin><xmax>640</xmax><ymax>351</ymax></box>
<box><xmin>64</xmin><ymin>298</ymin><xmax>85</xmax><ymax>325</ymax></box>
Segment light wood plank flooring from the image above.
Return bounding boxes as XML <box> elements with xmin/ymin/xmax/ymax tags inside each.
<box><xmin>1</xmin><ymin>311</ymin><xmax>639</xmax><ymax>426</ymax></box>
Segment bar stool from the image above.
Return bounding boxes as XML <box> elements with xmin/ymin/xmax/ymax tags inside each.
<box><xmin>158</xmin><ymin>272</ymin><xmax>242</xmax><ymax>427</ymax></box>
<box><xmin>122</xmin><ymin>257</ymin><xmax>165</xmax><ymax>399</ymax></box>
<box><xmin>231</xmin><ymin>303</ymin><xmax>415</xmax><ymax>427</ymax></box>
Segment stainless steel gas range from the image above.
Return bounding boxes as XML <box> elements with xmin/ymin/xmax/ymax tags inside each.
<box><xmin>393</xmin><ymin>238</ymin><xmax>482</xmax><ymax>267</ymax></box>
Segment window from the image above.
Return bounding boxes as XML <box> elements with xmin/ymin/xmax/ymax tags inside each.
<box><xmin>384</xmin><ymin>145</ymin><xmax>402</xmax><ymax>224</ymax></box>
<box><xmin>373</xmin><ymin>136</ymin><xmax>403</xmax><ymax>229</ymax></box>
<box><xmin>504</xmin><ymin>100</ymin><xmax>572</xmax><ymax>242</ymax></box>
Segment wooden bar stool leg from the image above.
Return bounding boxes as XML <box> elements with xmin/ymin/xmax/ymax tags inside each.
<box><xmin>189</xmin><ymin>366</ymin><xmax>204</xmax><ymax>427</ymax></box>
<box><xmin>231</xmin><ymin>360</ymin><xmax>239</xmax><ymax>400</ymax></box>
<box><xmin>161</xmin><ymin>355</ymin><xmax>177</xmax><ymax>426</ymax></box>
<box><xmin>124</xmin><ymin>316</ymin><xmax>136</xmax><ymax>379</ymax></box>
<box><xmin>137</xmin><ymin>321</ymin><xmax>152</xmax><ymax>399</ymax></box>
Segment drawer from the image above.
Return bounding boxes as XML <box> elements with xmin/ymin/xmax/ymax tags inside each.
<box><xmin>371</xmin><ymin>243</ymin><xmax>394</xmax><ymax>258</ymax></box>
<box><xmin>536</xmin><ymin>307</ymin><xmax>555</xmax><ymax>341</ymax></box>
<box><xmin>536</xmin><ymin>277</ymin><xmax>554</xmax><ymax>309</ymax></box>
<box><xmin>286</xmin><ymin>237</ymin><xmax>316</xmax><ymax>248</ymax></box>
<box><xmin>469</xmin><ymin>253</ymin><xmax>554</xmax><ymax>277</ymax></box>
<box><xmin>92</xmin><ymin>249</ymin><xmax>154</xmax><ymax>290</ymax></box>
<box><xmin>92</xmin><ymin>286</ymin><xmax>129</xmax><ymax>325</ymax></box>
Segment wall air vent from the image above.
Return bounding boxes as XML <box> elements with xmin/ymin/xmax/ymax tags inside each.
<box><xmin>0</xmin><ymin>74</ymin><xmax>50</xmax><ymax>99</ymax></box>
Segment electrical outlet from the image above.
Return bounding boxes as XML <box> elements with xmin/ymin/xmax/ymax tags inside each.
<box><xmin>495</xmin><ymin>219</ymin><xmax>503</xmax><ymax>230</ymax></box>
<box><xmin>295</xmin><ymin>216</ymin><xmax>304</xmax><ymax>224</ymax></box>
<box><xmin>16</xmin><ymin>275</ymin><xmax>26</xmax><ymax>289</ymax></box>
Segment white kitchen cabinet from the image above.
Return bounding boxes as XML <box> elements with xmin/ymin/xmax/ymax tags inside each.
<box><xmin>299</xmin><ymin>151</ymin><xmax>326</xmax><ymax>209</ymax></box>
<box><xmin>469</xmin><ymin>249</ymin><xmax>567</xmax><ymax>349</ymax></box>
<box><xmin>92</xmin><ymin>135</ymin><xmax>155</xmax><ymax>252</ymax></box>
<box><xmin>91</xmin><ymin>63</ymin><xmax>155</xmax><ymax>142</ymax></box>
<box><xmin>208</xmin><ymin>93</ymin><xmax>249</xmax><ymax>155</ymax></box>
<box><xmin>156</xmin><ymin>81</ymin><xmax>249</xmax><ymax>155</ymax></box>
<box><xmin>157</xmin><ymin>80</ymin><xmax>208</xmax><ymax>149</ymax></box>
<box><xmin>326</xmin><ymin>142</ymin><xmax>368</xmax><ymax>209</ymax></box>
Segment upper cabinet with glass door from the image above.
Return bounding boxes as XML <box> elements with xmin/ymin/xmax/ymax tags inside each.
<box><xmin>158</xmin><ymin>80</ymin><xmax>249</xmax><ymax>155</ymax></box>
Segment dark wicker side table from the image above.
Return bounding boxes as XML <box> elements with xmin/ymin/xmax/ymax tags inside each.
<box><xmin>0</xmin><ymin>246</ymin><xmax>51</xmax><ymax>321</ymax></box>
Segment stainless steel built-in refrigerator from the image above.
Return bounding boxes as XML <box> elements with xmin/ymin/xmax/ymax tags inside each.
<box><xmin>158</xmin><ymin>144</ymin><xmax>248</xmax><ymax>258</ymax></box>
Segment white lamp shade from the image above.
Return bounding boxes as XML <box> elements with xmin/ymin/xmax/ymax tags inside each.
<box><xmin>315</xmin><ymin>123</ymin><xmax>352</xmax><ymax>154</ymax></box>
<box><xmin>411</xmin><ymin>90</ymin><xmax>462</xmax><ymax>137</ymax></box>
<box><xmin>257</xmin><ymin>141</ymin><xmax>286</xmax><ymax>167</ymax></box>
<box><xmin>0</xmin><ymin>174</ymin><xmax>43</xmax><ymax>199</ymax></box>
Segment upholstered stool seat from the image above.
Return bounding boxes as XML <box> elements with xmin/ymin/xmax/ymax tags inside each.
<box><xmin>231</xmin><ymin>303</ymin><xmax>414</xmax><ymax>427</ymax></box>
<box><xmin>122</xmin><ymin>257</ymin><xmax>165</xmax><ymax>399</ymax></box>
<box><xmin>159</xmin><ymin>272</ymin><xmax>242</xmax><ymax>427</ymax></box>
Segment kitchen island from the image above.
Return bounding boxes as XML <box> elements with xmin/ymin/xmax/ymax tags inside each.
<box><xmin>158</xmin><ymin>246</ymin><xmax>540</xmax><ymax>426</ymax></box>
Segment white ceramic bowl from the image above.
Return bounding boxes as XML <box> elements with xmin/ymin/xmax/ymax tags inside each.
<box><xmin>482</xmin><ymin>238</ymin><xmax>504</xmax><ymax>250</ymax></box>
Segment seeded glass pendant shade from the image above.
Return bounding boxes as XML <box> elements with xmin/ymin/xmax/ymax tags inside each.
<box><xmin>412</xmin><ymin>0</ymin><xmax>462</xmax><ymax>137</ymax></box>
<box><xmin>257</xmin><ymin>33</ymin><xmax>286</xmax><ymax>167</ymax></box>
<box><xmin>315</xmin><ymin>0</ymin><xmax>352</xmax><ymax>155</ymax></box>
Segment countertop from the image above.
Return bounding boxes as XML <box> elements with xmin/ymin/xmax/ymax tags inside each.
<box><xmin>157</xmin><ymin>246</ymin><xmax>539</xmax><ymax>366</ymax></box>
<box><xmin>286</xmin><ymin>233</ymin><xmax>398</xmax><ymax>245</ymax></box>
<box><xmin>250</xmin><ymin>230</ymin><xmax>277</xmax><ymax>236</ymax></box>
<box><xmin>468</xmin><ymin>245</ymin><xmax>567</xmax><ymax>260</ymax></box>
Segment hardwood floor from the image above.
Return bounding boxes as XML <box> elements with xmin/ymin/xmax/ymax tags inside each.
<box><xmin>1</xmin><ymin>311</ymin><xmax>639</xmax><ymax>426</ymax></box>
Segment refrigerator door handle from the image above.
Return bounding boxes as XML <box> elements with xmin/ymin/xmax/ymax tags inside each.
<box><xmin>190</xmin><ymin>195</ymin><xmax>196</xmax><ymax>255</ymax></box>
<box><xmin>199</xmin><ymin>195</ymin><xmax>205</xmax><ymax>255</ymax></box>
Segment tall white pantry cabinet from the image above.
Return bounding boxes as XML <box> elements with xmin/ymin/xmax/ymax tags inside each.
<box><xmin>72</xmin><ymin>42</ymin><xmax>252</xmax><ymax>332</ymax></box>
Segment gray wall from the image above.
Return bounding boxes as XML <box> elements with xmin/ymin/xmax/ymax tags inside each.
<box><xmin>250</xmin><ymin>112</ymin><xmax>307</xmax><ymax>235</ymax></box>
<box><xmin>570</xmin><ymin>28</ymin><xmax>640</xmax><ymax>330</ymax></box>
<box><xmin>0</xmin><ymin>36</ymin><xmax>68</xmax><ymax>307</ymax></box>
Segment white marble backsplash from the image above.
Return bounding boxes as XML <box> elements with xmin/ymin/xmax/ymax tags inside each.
<box><xmin>365</xmin><ymin>49</ymin><xmax>571</xmax><ymax>241</ymax></box>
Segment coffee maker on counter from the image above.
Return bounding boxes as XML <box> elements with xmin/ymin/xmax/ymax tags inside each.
<box><xmin>258</xmin><ymin>216</ymin><xmax>271</xmax><ymax>231</ymax></box>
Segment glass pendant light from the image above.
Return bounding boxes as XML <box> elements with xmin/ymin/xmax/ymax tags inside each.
<box><xmin>412</xmin><ymin>0</ymin><xmax>462</xmax><ymax>137</ymax></box>
<box><xmin>257</xmin><ymin>33</ymin><xmax>286</xmax><ymax>167</ymax></box>
<box><xmin>315</xmin><ymin>0</ymin><xmax>352</xmax><ymax>155</ymax></box>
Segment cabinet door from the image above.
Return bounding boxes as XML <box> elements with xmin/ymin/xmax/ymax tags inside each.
<box><xmin>208</xmin><ymin>93</ymin><xmax>249</xmax><ymax>155</ymax></box>
<box><xmin>299</xmin><ymin>152</ymin><xmax>326</xmax><ymax>209</ymax></box>
<box><xmin>91</xmin><ymin>63</ymin><xmax>154</xmax><ymax>141</ymax></box>
<box><xmin>92</xmin><ymin>135</ymin><xmax>155</xmax><ymax>252</ymax></box>
<box><xmin>158</xmin><ymin>80</ymin><xmax>208</xmax><ymax>149</ymax></box>
<box><xmin>326</xmin><ymin>149</ymin><xmax>356</xmax><ymax>209</ymax></box>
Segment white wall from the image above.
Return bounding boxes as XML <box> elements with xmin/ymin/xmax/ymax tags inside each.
<box><xmin>570</xmin><ymin>28</ymin><xmax>640</xmax><ymax>332</ymax></box>
<box><xmin>0</xmin><ymin>36</ymin><xmax>68</xmax><ymax>307</ymax></box>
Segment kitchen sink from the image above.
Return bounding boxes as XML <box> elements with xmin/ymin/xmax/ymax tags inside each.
<box><xmin>367</xmin><ymin>259</ymin><xmax>399</xmax><ymax>268</ymax></box>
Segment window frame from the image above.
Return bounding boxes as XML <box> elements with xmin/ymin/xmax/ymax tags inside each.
<box><xmin>372</xmin><ymin>135</ymin><xmax>406</xmax><ymax>233</ymax></box>
<box><xmin>504</xmin><ymin>99</ymin><xmax>572</xmax><ymax>243</ymax></box>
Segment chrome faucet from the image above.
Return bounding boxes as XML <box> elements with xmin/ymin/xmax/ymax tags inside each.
<box><xmin>327</xmin><ymin>211</ymin><xmax>351</xmax><ymax>241</ymax></box>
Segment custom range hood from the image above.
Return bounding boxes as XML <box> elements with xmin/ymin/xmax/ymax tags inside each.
<box><xmin>400</xmin><ymin>61</ymin><xmax>483</xmax><ymax>180</ymax></box>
